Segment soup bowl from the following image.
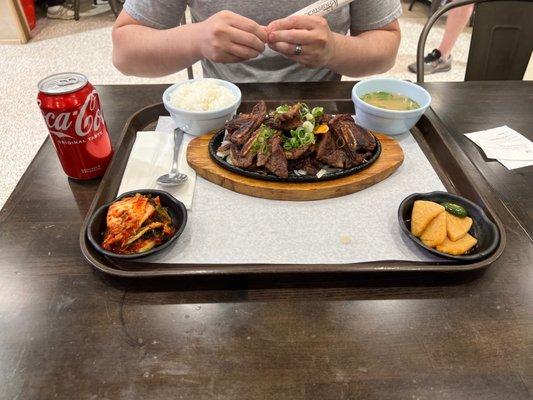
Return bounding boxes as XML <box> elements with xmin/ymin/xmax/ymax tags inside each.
<box><xmin>162</xmin><ymin>78</ymin><xmax>242</xmax><ymax>136</ymax></box>
<box><xmin>352</xmin><ymin>78</ymin><xmax>431</xmax><ymax>136</ymax></box>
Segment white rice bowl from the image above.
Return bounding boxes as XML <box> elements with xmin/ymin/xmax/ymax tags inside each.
<box><xmin>169</xmin><ymin>79</ymin><xmax>237</xmax><ymax>112</ymax></box>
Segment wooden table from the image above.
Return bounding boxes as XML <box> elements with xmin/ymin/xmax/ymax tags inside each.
<box><xmin>0</xmin><ymin>82</ymin><xmax>532</xmax><ymax>399</ymax></box>
<box><xmin>424</xmin><ymin>81</ymin><xmax>533</xmax><ymax>237</ymax></box>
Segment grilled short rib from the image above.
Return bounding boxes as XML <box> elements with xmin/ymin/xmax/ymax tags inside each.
<box><xmin>217</xmin><ymin>102</ymin><xmax>378</xmax><ymax>179</ymax></box>
<box><xmin>264</xmin><ymin>103</ymin><xmax>303</xmax><ymax>131</ymax></box>
<box><xmin>225</xmin><ymin>101</ymin><xmax>267</xmax><ymax>146</ymax></box>
<box><xmin>316</xmin><ymin>114</ymin><xmax>377</xmax><ymax>169</ymax></box>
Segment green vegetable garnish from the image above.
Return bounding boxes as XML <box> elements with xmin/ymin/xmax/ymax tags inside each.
<box><xmin>302</xmin><ymin>121</ymin><xmax>314</xmax><ymax>134</ymax></box>
<box><xmin>275</xmin><ymin>104</ymin><xmax>290</xmax><ymax>114</ymax></box>
<box><xmin>442</xmin><ymin>202</ymin><xmax>468</xmax><ymax>218</ymax></box>
<box><xmin>311</xmin><ymin>107</ymin><xmax>324</xmax><ymax>118</ymax></box>
<box><xmin>250</xmin><ymin>125</ymin><xmax>277</xmax><ymax>155</ymax></box>
<box><xmin>299</xmin><ymin>103</ymin><xmax>310</xmax><ymax>118</ymax></box>
<box><xmin>282</xmin><ymin>126</ymin><xmax>316</xmax><ymax>150</ymax></box>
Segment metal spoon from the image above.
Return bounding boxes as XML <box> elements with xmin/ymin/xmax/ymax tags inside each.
<box><xmin>156</xmin><ymin>128</ymin><xmax>188</xmax><ymax>187</ymax></box>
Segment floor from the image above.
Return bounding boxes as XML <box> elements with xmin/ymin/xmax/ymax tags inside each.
<box><xmin>0</xmin><ymin>0</ymin><xmax>472</xmax><ymax>209</ymax></box>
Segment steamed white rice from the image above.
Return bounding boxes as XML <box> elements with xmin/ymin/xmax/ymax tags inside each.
<box><xmin>169</xmin><ymin>79</ymin><xmax>236</xmax><ymax>112</ymax></box>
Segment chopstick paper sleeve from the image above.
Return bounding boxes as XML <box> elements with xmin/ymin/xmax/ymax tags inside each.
<box><xmin>291</xmin><ymin>0</ymin><xmax>355</xmax><ymax>17</ymax></box>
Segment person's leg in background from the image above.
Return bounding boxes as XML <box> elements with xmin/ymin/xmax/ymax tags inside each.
<box><xmin>408</xmin><ymin>3</ymin><xmax>475</xmax><ymax>74</ymax></box>
<box><xmin>438</xmin><ymin>3</ymin><xmax>475</xmax><ymax>59</ymax></box>
<box><xmin>46</xmin><ymin>0</ymin><xmax>74</xmax><ymax>19</ymax></box>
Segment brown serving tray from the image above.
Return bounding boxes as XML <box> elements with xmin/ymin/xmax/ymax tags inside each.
<box><xmin>79</xmin><ymin>101</ymin><xmax>506</xmax><ymax>277</ymax></box>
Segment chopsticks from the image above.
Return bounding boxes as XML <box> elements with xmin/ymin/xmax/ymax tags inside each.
<box><xmin>292</xmin><ymin>0</ymin><xmax>356</xmax><ymax>17</ymax></box>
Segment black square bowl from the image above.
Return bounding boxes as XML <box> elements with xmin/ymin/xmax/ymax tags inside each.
<box><xmin>398</xmin><ymin>191</ymin><xmax>500</xmax><ymax>262</ymax></box>
<box><xmin>86</xmin><ymin>189</ymin><xmax>187</xmax><ymax>260</ymax></box>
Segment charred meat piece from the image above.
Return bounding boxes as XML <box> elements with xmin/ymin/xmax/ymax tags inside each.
<box><xmin>288</xmin><ymin>155</ymin><xmax>320</xmax><ymax>176</ymax></box>
<box><xmin>284</xmin><ymin>144</ymin><xmax>312</xmax><ymax>160</ymax></box>
<box><xmin>217</xmin><ymin>140</ymin><xmax>232</xmax><ymax>155</ymax></box>
<box><xmin>328</xmin><ymin>114</ymin><xmax>358</xmax><ymax>159</ymax></box>
<box><xmin>316</xmin><ymin>114</ymin><xmax>376</xmax><ymax>168</ymax></box>
<box><xmin>255</xmin><ymin>136</ymin><xmax>272</xmax><ymax>167</ymax></box>
<box><xmin>354</xmin><ymin>125</ymin><xmax>377</xmax><ymax>153</ymax></box>
<box><xmin>255</xmin><ymin>133</ymin><xmax>276</xmax><ymax>167</ymax></box>
<box><xmin>216</xmin><ymin>126</ymin><xmax>235</xmax><ymax>155</ymax></box>
<box><xmin>228</xmin><ymin>127</ymin><xmax>262</xmax><ymax>167</ymax></box>
<box><xmin>241</xmin><ymin>128</ymin><xmax>262</xmax><ymax>155</ymax></box>
<box><xmin>316</xmin><ymin>130</ymin><xmax>355</xmax><ymax>169</ymax></box>
<box><xmin>225</xmin><ymin>101</ymin><xmax>267</xmax><ymax>146</ymax></box>
<box><xmin>329</xmin><ymin>114</ymin><xmax>377</xmax><ymax>154</ymax></box>
<box><xmin>264</xmin><ymin>103</ymin><xmax>303</xmax><ymax>131</ymax></box>
<box><xmin>229</xmin><ymin>145</ymin><xmax>255</xmax><ymax>168</ymax></box>
<box><xmin>258</xmin><ymin>135</ymin><xmax>289</xmax><ymax>178</ymax></box>
<box><xmin>245</xmin><ymin>125</ymin><xmax>279</xmax><ymax>167</ymax></box>
<box><xmin>320</xmin><ymin>113</ymin><xmax>334</xmax><ymax>124</ymax></box>
<box><xmin>256</xmin><ymin>151</ymin><xmax>268</xmax><ymax>167</ymax></box>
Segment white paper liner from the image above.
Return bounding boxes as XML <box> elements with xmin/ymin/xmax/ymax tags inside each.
<box><xmin>137</xmin><ymin>120</ymin><xmax>446</xmax><ymax>265</ymax></box>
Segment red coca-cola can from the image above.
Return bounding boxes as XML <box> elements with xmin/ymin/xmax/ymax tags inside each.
<box><xmin>37</xmin><ymin>72</ymin><xmax>113</xmax><ymax>180</ymax></box>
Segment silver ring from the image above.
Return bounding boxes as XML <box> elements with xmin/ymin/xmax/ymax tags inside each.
<box><xmin>294</xmin><ymin>44</ymin><xmax>302</xmax><ymax>56</ymax></box>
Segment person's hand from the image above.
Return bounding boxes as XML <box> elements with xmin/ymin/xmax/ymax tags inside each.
<box><xmin>195</xmin><ymin>11</ymin><xmax>267</xmax><ymax>63</ymax></box>
<box><xmin>267</xmin><ymin>15</ymin><xmax>336</xmax><ymax>68</ymax></box>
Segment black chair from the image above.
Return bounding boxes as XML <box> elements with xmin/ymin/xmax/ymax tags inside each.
<box><xmin>409</xmin><ymin>0</ymin><xmax>443</xmax><ymax>15</ymax></box>
<box><xmin>72</xmin><ymin>0</ymin><xmax>109</xmax><ymax>21</ymax></box>
<box><xmin>416</xmin><ymin>0</ymin><xmax>533</xmax><ymax>82</ymax></box>
<box><xmin>73</xmin><ymin>0</ymin><xmax>80</xmax><ymax>20</ymax></box>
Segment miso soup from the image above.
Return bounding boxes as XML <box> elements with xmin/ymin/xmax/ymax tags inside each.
<box><xmin>361</xmin><ymin>91</ymin><xmax>420</xmax><ymax>111</ymax></box>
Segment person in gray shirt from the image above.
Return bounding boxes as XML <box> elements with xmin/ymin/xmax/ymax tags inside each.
<box><xmin>112</xmin><ymin>0</ymin><xmax>402</xmax><ymax>82</ymax></box>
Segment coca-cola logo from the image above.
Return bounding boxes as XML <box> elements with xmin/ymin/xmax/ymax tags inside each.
<box><xmin>40</xmin><ymin>90</ymin><xmax>105</xmax><ymax>140</ymax></box>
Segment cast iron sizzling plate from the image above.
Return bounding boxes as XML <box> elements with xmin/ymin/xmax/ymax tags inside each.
<box><xmin>208</xmin><ymin>129</ymin><xmax>382</xmax><ymax>183</ymax></box>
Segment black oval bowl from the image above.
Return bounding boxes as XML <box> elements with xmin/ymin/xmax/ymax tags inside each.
<box><xmin>398</xmin><ymin>191</ymin><xmax>500</xmax><ymax>262</ymax></box>
<box><xmin>208</xmin><ymin>129</ymin><xmax>382</xmax><ymax>183</ymax></box>
<box><xmin>86</xmin><ymin>189</ymin><xmax>187</xmax><ymax>260</ymax></box>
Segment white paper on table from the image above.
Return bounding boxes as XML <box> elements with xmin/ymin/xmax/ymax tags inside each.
<box><xmin>137</xmin><ymin>130</ymin><xmax>447</xmax><ymax>266</ymax></box>
<box><xmin>154</xmin><ymin>116</ymin><xmax>176</xmax><ymax>136</ymax></box>
<box><xmin>117</xmin><ymin>127</ymin><xmax>197</xmax><ymax>210</ymax></box>
<box><xmin>464</xmin><ymin>126</ymin><xmax>533</xmax><ymax>161</ymax></box>
<box><xmin>497</xmin><ymin>158</ymin><xmax>533</xmax><ymax>170</ymax></box>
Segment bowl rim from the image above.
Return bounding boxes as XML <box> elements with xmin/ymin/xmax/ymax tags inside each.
<box><xmin>86</xmin><ymin>189</ymin><xmax>188</xmax><ymax>260</ymax></box>
<box><xmin>352</xmin><ymin>78</ymin><xmax>432</xmax><ymax>115</ymax></box>
<box><xmin>397</xmin><ymin>191</ymin><xmax>500</xmax><ymax>262</ymax></box>
<box><xmin>162</xmin><ymin>78</ymin><xmax>242</xmax><ymax>116</ymax></box>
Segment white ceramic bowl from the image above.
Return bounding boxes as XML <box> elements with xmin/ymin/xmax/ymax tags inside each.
<box><xmin>162</xmin><ymin>78</ymin><xmax>242</xmax><ymax>136</ymax></box>
<box><xmin>352</xmin><ymin>78</ymin><xmax>431</xmax><ymax>136</ymax></box>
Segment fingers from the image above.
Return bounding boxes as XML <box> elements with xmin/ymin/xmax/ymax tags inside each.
<box><xmin>267</xmin><ymin>42</ymin><xmax>297</xmax><ymax>57</ymax></box>
<box><xmin>267</xmin><ymin>42</ymin><xmax>321</xmax><ymax>68</ymax></box>
<box><xmin>257</xmin><ymin>26</ymin><xmax>268</xmax><ymax>43</ymax></box>
<box><xmin>266</xmin><ymin>43</ymin><xmax>300</xmax><ymax>65</ymax></box>
<box><xmin>216</xmin><ymin>50</ymin><xmax>248</xmax><ymax>64</ymax></box>
<box><xmin>267</xmin><ymin>15</ymin><xmax>322</xmax><ymax>32</ymax></box>
<box><xmin>255</xmin><ymin>26</ymin><xmax>268</xmax><ymax>44</ymax></box>
<box><xmin>228</xmin><ymin>27</ymin><xmax>266</xmax><ymax>53</ymax></box>
<box><xmin>268</xmin><ymin>29</ymin><xmax>315</xmax><ymax>45</ymax></box>
<box><xmin>266</xmin><ymin>15</ymin><xmax>333</xmax><ymax>68</ymax></box>
<box><xmin>225</xmin><ymin>11</ymin><xmax>268</xmax><ymax>43</ymax></box>
<box><xmin>227</xmin><ymin>43</ymin><xmax>261</xmax><ymax>60</ymax></box>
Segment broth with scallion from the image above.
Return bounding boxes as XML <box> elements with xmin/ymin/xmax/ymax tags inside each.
<box><xmin>361</xmin><ymin>91</ymin><xmax>420</xmax><ymax>111</ymax></box>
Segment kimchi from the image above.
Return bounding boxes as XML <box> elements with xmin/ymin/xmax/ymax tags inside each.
<box><xmin>102</xmin><ymin>193</ymin><xmax>175</xmax><ymax>254</ymax></box>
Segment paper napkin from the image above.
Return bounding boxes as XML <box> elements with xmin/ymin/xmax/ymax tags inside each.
<box><xmin>117</xmin><ymin>129</ymin><xmax>196</xmax><ymax>209</ymax></box>
<box><xmin>464</xmin><ymin>126</ymin><xmax>533</xmax><ymax>170</ymax></box>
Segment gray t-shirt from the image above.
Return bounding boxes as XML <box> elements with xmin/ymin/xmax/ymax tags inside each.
<box><xmin>123</xmin><ymin>0</ymin><xmax>402</xmax><ymax>82</ymax></box>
